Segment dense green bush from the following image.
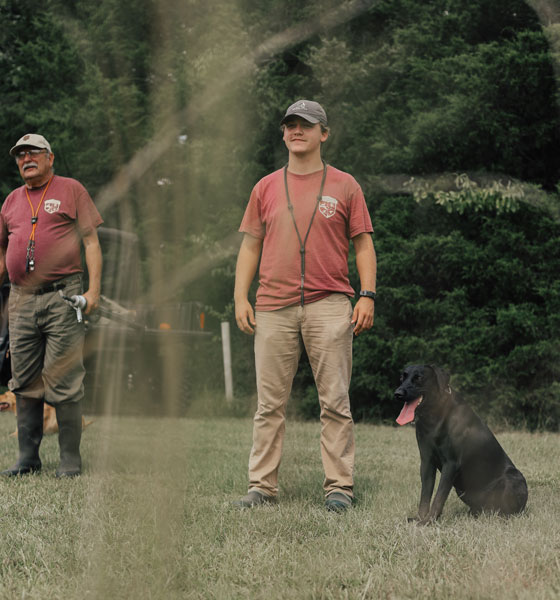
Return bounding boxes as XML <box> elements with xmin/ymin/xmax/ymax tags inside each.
<box><xmin>348</xmin><ymin>195</ymin><xmax>560</xmax><ymax>430</ymax></box>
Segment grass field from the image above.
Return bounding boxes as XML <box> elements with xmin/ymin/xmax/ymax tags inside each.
<box><xmin>0</xmin><ymin>412</ymin><xmax>558</xmax><ymax>599</ymax></box>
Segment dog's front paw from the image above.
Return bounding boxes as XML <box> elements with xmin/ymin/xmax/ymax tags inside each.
<box><xmin>407</xmin><ymin>516</ymin><xmax>419</xmax><ymax>523</ymax></box>
<box><xmin>408</xmin><ymin>511</ymin><xmax>430</xmax><ymax>524</ymax></box>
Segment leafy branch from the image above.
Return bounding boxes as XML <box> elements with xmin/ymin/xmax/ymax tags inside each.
<box><xmin>405</xmin><ymin>173</ymin><xmax>526</xmax><ymax>214</ymax></box>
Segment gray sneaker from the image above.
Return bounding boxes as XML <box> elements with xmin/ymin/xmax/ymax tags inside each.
<box><xmin>232</xmin><ymin>490</ymin><xmax>277</xmax><ymax>508</ymax></box>
<box><xmin>325</xmin><ymin>492</ymin><xmax>353</xmax><ymax>513</ymax></box>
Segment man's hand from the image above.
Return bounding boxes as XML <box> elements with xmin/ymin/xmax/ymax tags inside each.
<box><xmin>351</xmin><ymin>297</ymin><xmax>374</xmax><ymax>336</ymax></box>
<box><xmin>235</xmin><ymin>298</ymin><xmax>256</xmax><ymax>335</ymax></box>
<box><xmin>82</xmin><ymin>290</ymin><xmax>100</xmax><ymax>315</ymax></box>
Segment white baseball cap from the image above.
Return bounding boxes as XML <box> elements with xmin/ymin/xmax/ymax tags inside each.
<box><xmin>10</xmin><ymin>133</ymin><xmax>52</xmax><ymax>156</ymax></box>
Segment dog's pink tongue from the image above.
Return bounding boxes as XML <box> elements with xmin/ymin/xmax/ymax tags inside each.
<box><xmin>396</xmin><ymin>396</ymin><xmax>422</xmax><ymax>426</ymax></box>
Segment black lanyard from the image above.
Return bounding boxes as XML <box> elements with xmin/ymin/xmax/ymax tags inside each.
<box><xmin>284</xmin><ymin>161</ymin><xmax>328</xmax><ymax>306</ymax></box>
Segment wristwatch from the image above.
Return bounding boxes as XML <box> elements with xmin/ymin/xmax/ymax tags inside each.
<box><xmin>359</xmin><ymin>290</ymin><xmax>376</xmax><ymax>300</ymax></box>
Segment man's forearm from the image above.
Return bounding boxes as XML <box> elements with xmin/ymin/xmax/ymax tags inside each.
<box><xmin>234</xmin><ymin>235</ymin><xmax>262</xmax><ymax>302</ymax></box>
<box><xmin>83</xmin><ymin>232</ymin><xmax>102</xmax><ymax>294</ymax></box>
<box><xmin>353</xmin><ymin>233</ymin><xmax>377</xmax><ymax>291</ymax></box>
<box><xmin>85</xmin><ymin>245</ymin><xmax>102</xmax><ymax>293</ymax></box>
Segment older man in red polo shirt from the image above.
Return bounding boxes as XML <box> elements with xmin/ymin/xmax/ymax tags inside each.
<box><xmin>0</xmin><ymin>133</ymin><xmax>103</xmax><ymax>478</ymax></box>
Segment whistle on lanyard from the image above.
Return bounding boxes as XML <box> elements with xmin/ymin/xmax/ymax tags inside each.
<box><xmin>59</xmin><ymin>291</ymin><xmax>87</xmax><ymax>323</ymax></box>
<box><xmin>25</xmin><ymin>240</ymin><xmax>35</xmax><ymax>272</ymax></box>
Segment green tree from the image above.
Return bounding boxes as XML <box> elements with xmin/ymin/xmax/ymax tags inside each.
<box><xmin>300</xmin><ymin>0</ymin><xmax>560</xmax><ymax>188</ymax></box>
<box><xmin>2</xmin><ymin>0</ymin><xmax>560</xmax><ymax>427</ymax></box>
<box><xmin>0</xmin><ymin>0</ymin><xmax>84</xmax><ymax>196</ymax></box>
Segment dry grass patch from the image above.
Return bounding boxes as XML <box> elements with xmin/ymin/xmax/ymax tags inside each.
<box><xmin>0</xmin><ymin>414</ymin><xmax>558</xmax><ymax>599</ymax></box>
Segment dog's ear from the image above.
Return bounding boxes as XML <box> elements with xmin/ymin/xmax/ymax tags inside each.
<box><xmin>427</xmin><ymin>364</ymin><xmax>450</xmax><ymax>394</ymax></box>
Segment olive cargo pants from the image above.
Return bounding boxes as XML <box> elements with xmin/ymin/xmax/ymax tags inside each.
<box><xmin>8</xmin><ymin>275</ymin><xmax>86</xmax><ymax>405</ymax></box>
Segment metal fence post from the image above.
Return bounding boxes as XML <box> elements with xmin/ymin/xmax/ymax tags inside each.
<box><xmin>221</xmin><ymin>321</ymin><xmax>234</xmax><ymax>402</ymax></box>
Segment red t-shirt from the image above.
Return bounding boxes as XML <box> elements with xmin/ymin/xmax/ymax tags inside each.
<box><xmin>239</xmin><ymin>165</ymin><xmax>373</xmax><ymax>311</ymax></box>
<box><xmin>0</xmin><ymin>175</ymin><xmax>103</xmax><ymax>286</ymax></box>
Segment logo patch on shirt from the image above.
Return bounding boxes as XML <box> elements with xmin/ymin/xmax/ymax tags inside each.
<box><xmin>44</xmin><ymin>199</ymin><xmax>61</xmax><ymax>214</ymax></box>
<box><xmin>319</xmin><ymin>196</ymin><xmax>337</xmax><ymax>219</ymax></box>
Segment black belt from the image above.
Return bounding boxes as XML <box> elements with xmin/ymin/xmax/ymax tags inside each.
<box><xmin>13</xmin><ymin>276</ymin><xmax>80</xmax><ymax>296</ymax></box>
<box><xmin>17</xmin><ymin>282</ymin><xmax>67</xmax><ymax>295</ymax></box>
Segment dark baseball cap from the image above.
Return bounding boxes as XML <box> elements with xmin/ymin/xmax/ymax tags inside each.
<box><xmin>280</xmin><ymin>100</ymin><xmax>328</xmax><ymax>126</ymax></box>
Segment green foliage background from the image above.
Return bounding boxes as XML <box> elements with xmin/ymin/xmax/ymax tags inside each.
<box><xmin>1</xmin><ymin>0</ymin><xmax>559</xmax><ymax>428</ymax></box>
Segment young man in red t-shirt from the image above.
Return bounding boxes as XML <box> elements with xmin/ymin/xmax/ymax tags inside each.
<box><xmin>0</xmin><ymin>133</ymin><xmax>103</xmax><ymax>478</ymax></box>
<box><xmin>234</xmin><ymin>100</ymin><xmax>377</xmax><ymax>512</ymax></box>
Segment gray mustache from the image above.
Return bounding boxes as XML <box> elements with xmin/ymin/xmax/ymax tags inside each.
<box><xmin>23</xmin><ymin>162</ymin><xmax>38</xmax><ymax>171</ymax></box>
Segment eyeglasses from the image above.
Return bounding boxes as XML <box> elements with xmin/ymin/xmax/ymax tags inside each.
<box><xmin>15</xmin><ymin>149</ymin><xmax>48</xmax><ymax>160</ymax></box>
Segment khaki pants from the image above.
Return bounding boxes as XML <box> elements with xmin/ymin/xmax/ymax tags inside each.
<box><xmin>249</xmin><ymin>294</ymin><xmax>355</xmax><ymax>498</ymax></box>
<box><xmin>8</xmin><ymin>275</ymin><xmax>85</xmax><ymax>405</ymax></box>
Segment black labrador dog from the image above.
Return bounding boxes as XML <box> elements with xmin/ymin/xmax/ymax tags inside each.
<box><xmin>394</xmin><ymin>364</ymin><xmax>528</xmax><ymax>524</ymax></box>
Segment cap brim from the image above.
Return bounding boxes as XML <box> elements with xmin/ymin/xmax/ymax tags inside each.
<box><xmin>280</xmin><ymin>112</ymin><xmax>322</xmax><ymax>125</ymax></box>
<box><xmin>9</xmin><ymin>143</ymin><xmax>45</xmax><ymax>156</ymax></box>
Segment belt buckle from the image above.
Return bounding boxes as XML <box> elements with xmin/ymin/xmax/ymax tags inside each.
<box><xmin>37</xmin><ymin>282</ymin><xmax>64</xmax><ymax>295</ymax></box>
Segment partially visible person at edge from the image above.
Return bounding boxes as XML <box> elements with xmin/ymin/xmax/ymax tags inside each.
<box><xmin>233</xmin><ymin>100</ymin><xmax>376</xmax><ymax>512</ymax></box>
<box><xmin>0</xmin><ymin>133</ymin><xmax>103</xmax><ymax>478</ymax></box>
